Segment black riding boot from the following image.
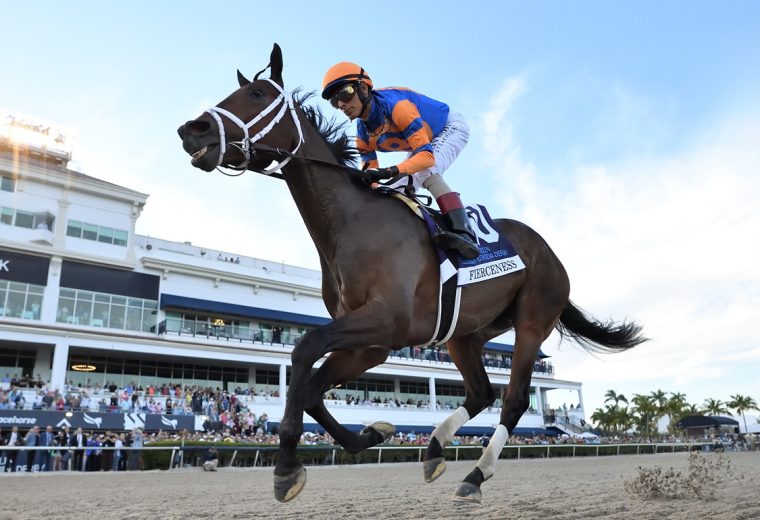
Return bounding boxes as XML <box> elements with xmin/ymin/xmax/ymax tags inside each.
<box><xmin>434</xmin><ymin>208</ymin><xmax>480</xmax><ymax>260</ymax></box>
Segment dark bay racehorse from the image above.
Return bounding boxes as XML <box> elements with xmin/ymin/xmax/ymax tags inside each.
<box><xmin>178</xmin><ymin>44</ymin><xmax>646</xmax><ymax>504</ymax></box>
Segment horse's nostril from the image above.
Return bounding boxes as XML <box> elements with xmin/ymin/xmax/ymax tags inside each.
<box><xmin>185</xmin><ymin>120</ymin><xmax>211</xmax><ymax>135</ymax></box>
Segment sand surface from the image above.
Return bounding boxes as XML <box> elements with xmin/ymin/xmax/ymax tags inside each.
<box><xmin>1</xmin><ymin>452</ymin><xmax>758</xmax><ymax>520</ymax></box>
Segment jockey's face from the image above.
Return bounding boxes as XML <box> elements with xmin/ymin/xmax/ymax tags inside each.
<box><xmin>336</xmin><ymin>83</ymin><xmax>368</xmax><ymax>121</ymax></box>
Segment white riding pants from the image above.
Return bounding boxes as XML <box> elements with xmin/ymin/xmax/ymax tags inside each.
<box><xmin>389</xmin><ymin>111</ymin><xmax>469</xmax><ymax>191</ymax></box>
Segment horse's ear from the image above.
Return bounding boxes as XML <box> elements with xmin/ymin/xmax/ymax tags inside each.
<box><xmin>237</xmin><ymin>69</ymin><xmax>250</xmax><ymax>87</ymax></box>
<box><xmin>270</xmin><ymin>43</ymin><xmax>283</xmax><ymax>87</ymax></box>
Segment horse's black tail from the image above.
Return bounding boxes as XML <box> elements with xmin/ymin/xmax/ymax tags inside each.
<box><xmin>555</xmin><ymin>300</ymin><xmax>647</xmax><ymax>353</ymax></box>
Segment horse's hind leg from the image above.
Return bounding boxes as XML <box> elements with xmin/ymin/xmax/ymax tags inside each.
<box><xmin>452</xmin><ymin>282</ymin><xmax>567</xmax><ymax>503</ymax></box>
<box><xmin>422</xmin><ymin>333</ymin><xmax>494</xmax><ymax>483</ymax></box>
<box><xmin>450</xmin><ymin>327</ymin><xmax>547</xmax><ymax>504</ymax></box>
<box><xmin>304</xmin><ymin>348</ymin><xmax>396</xmax><ymax>454</ymax></box>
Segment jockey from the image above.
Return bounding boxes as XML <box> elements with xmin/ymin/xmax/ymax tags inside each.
<box><xmin>321</xmin><ymin>62</ymin><xmax>480</xmax><ymax>260</ymax></box>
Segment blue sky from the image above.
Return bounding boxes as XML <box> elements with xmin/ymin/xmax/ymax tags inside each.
<box><xmin>3</xmin><ymin>2</ymin><xmax>760</xmax><ymax>427</ymax></box>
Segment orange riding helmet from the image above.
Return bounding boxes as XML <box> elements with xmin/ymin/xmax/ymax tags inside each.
<box><xmin>321</xmin><ymin>62</ymin><xmax>373</xmax><ymax>100</ymax></box>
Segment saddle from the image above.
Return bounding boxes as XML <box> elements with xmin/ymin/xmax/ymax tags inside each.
<box><xmin>373</xmin><ymin>182</ymin><xmax>526</xmax><ymax>346</ymax></box>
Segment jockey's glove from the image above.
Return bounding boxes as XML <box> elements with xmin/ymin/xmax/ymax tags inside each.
<box><xmin>359</xmin><ymin>165</ymin><xmax>399</xmax><ymax>184</ymax></box>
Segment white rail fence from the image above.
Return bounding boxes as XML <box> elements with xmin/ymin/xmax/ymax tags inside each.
<box><xmin>1</xmin><ymin>442</ymin><xmax>718</xmax><ymax>473</ymax></box>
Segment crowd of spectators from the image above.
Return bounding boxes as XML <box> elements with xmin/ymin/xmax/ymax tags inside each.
<box><xmin>388</xmin><ymin>348</ymin><xmax>554</xmax><ymax>375</ymax></box>
<box><xmin>0</xmin><ymin>425</ymin><xmax>144</xmax><ymax>473</ymax></box>
<box><xmin>3</xmin><ymin>375</ymin><xmax>493</xmax><ymax>415</ymax></box>
<box><xmin>0</xmin><ymin>375</ymin><xmax>282</xmax><ymax>415</ymax></box>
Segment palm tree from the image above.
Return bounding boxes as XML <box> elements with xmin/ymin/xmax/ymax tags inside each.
<box><xmin>591</xmin><ymin>406</ymin><xmax>613</xmax><ymax>434</ymax></box>
<box><xmin>604</xmin><ymin>390</ymin><xmax>628</xmax><ymax>407</ymax></box>
<box><xmin>702</xmin><ymin>398</ymin><xmax>731</xmax><ymax>417</ymax></box>
<box><xmin>630</xmin><ymin>394</ymin><xmax>658</xmax><ymax>437</ymax></box>
<box><xmin>727</xmin><ymin>394</ymin><xmax>759</xmax><ymax>433</ymax></box>
<box><xmin>611</xmin><ymin>405</ymin><xmax>634</xmax><ymax>434</ymax></box>
<box><xmin>591</xmin><ymin>402</ymin><xmax>633</xmax><ymax>435</ymax></box>
<box><xmin>649</xmin><ymin>389</ymin><xmax>668</xmax><ymax>410</ymax></box>
<box><xmin>665</xmin><ymin>392</ymin><xmax>691</xmax><ymax>433</ymax></box>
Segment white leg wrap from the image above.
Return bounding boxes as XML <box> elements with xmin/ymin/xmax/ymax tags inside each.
<box><xmin>431</xmin><ymin>406</ymin><xmax>470</xmax><ymax>448</ymax></box>
<box><xmin>475</xmin><ymin>424</ymin><xmax>509</xmax><ymax>481</ymax></box>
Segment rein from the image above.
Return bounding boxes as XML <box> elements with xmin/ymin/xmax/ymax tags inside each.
<box><xmin>204</xmin><ymin>80</ymin><xmax>428</xmax><ymax>204</ymax></box>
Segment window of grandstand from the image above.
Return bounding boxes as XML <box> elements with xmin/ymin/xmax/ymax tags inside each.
<box><xmin>1</xmin><ymin>174</ymin><xmax>15</xmax><ymax>192</ymax></box>
<box><xmin>66</xmin><ymin>354</ymin><xmax>249</xmax><ymax>389</ymax></box>
<box><xmin>0</xmin><ymin>346</ymin><xmax>36</xmax><ymax>378</ymax></box>
<box><xmin>254</xmin><ymin>368</ymin><xmax>279</xmax><ymax>393</ymax></box>
<box><xmin>339</xmin><ymin>377</ymin><xmax>395</xmax><ymax>402</ymax></box>
<box><xmin>399</xmin><ymin>380</ymin><xmax>431</xmax><ymax>406</ymax></box>
<box><xmin>56</xmin><ymin>287</ymin><xmax>157</xmax><ymax>331</ymax></box>
<box><xmin>66</xmin><ymin>219</ymin><xmax>128</xmax><ymax>246</ymax></box>
<box><xmin>0</xmin><ymin>205</ymin><xmax>55</xmax><ymax>230</ymax></box>
<box><xmin>0</xmin><ymin>280</ymin><xmax>44</xmax><ymax>319</ymax></box>
<box><xmin>434</xmin><ymin>381</ymin><xmax>466</xmax><ymax>399</ymax></box>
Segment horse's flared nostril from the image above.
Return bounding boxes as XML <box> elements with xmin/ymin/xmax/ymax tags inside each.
<box><xmin>184</xmin><ymin>120</ymin><xmax>211</xmax><ymax>136</ymax></box>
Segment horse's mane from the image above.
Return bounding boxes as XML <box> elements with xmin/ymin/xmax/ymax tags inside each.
<box><xmin>293</xmin><ymin>89</ymin><xmax>358</xmax><ymax>167</ymax></box>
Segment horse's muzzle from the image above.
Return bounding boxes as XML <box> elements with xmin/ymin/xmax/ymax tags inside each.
<box><xmin>178</xmin><ymin>120</ymin><xmax>220</xmax><ymax>172</ymax></box>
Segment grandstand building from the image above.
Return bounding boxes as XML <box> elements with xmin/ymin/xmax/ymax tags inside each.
<box><xmin>0</xmin><ymin>114</ymin><xmax>586</xmax><ymax>436</ymax></box>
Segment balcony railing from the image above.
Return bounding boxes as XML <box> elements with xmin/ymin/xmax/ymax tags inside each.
<box><xmin>156</xmin><ymin>319</ymin><xmax>554</xmax><ymax>376</ymax></box>
<box><xmin>157</xmin><ymin>318</ymin><xmax>301</xmax><ymax>345</ymax></box>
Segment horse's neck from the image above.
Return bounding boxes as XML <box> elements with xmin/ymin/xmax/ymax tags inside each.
<box><xmin>281</xmin><ymin>122</ymin><xmax>360</xmax><ymax>259</ymax></box>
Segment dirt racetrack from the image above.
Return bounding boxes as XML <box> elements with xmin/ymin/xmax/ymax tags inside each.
<box><xmin>1</xmin><ymin>451</ymin><xmax>758</xmax><ymax>520</ymax></box>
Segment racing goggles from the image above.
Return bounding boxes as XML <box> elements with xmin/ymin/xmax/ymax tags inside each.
<box><xmin>329</xmin><ymin>83</ymin><xmax>358</xmax><ymax>108</ymax></box>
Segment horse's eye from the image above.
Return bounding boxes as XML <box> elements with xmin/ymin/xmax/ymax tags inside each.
<box><xmin>250</xmin><ymin>89</ymin><xmax>264</xmax><ymax>99</ymax></box>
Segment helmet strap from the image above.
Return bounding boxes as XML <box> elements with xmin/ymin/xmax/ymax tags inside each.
<box><xmin>357</xmin><ymin>82</ymin><xmax>372</xmax><ymax>118</ymax></box>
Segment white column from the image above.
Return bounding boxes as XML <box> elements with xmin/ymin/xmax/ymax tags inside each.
<box><xmin>33</xmin><ymin>346</ymin><xmax>52</xmax><ymax>383</ymax></box>
<box><xmin>428</xmin><ymin>375</ymin><xmax>437</xmax><ymax>411</ymax></box>
<box><xmin>534</xmin><ymin>385</ymin><xmax>544</xmax><ymax>416</ymax></box>
<box><xmin>279</xmin><ymin>362</ymin><xmax>287</xmax><ymax>400</ymax></box>
<box><xmin>50</xmin><ymin>340</ymin><xmax>70</xmax><ymax>393</ymax></box>
<box><xmin>53</xmin><ymin>200</ymin><xmax>70</xmax><ymax>249</ymax></box>
<box><xmin>41</xmin><ymin>256</ymin><xmax>62</xmax><ymax>323</ymax></box>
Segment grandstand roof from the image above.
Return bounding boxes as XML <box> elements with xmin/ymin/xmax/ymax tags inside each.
<box><xmin>675</xmin><ymin>415</ymin><xmax>739</xmax><ymax>429</ymax></box>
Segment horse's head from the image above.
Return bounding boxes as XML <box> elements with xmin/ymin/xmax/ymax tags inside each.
<box><xmin>177</xmin><ymin>43</ymin><xmax>303</xmax><ymax>173</ymax></box>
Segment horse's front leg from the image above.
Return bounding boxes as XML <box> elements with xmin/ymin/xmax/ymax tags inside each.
<box><xmin>304</xmin><ymin>349</ymin><xmax>396</xmax><ymax>454</ymax></box>
<box><xmin>273</xmin><ymin>303</ymin><xmax>406</xmax><ymax>503</ymax></box>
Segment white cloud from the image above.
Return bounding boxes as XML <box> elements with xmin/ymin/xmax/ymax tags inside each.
<box><xmin>479</xmin><ymin>75</ymin><xmax>760</xmax><ymax>415</ymax></box>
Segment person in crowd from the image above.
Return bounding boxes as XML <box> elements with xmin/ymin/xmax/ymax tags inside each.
<box><xmin>128</xmin><ymin>428</ymin><xmax>143</xmax><ymax>471</ymax></box>
<box><xmin>202</xmin><ymin>447</ymin><xmax>219</xmax><ymax>471</ymax></box>
<box><xmin>84</xmin><ymin>433</ymin><xmax>100</xmax><ymax>471</ymax></box>
<box><xmin>2</xmin><ymin>425</ymin><xmax>21</xmax><ymax>472</ymax></box>
<box><xmin>101</xmin><ymin>431</ymin><xmax>115</xmax><ymax>471</ymax></box>
<box><xmin>37</xmin><ymin>425</ymin><xmax>55</xmax><ymax>471</ymax></box>
<box><xmin>20</xmin><ymin>425</ymin><xmax>40</xmax><ymax>472</ymax></box>
<box><xmin>321</xmin><ymin>62</ymin><xmax>479</xmax><ymax>259</ymax></box>
<box><xmin>50</xmin><ymin>435</ymin><xmax>63</xmax><ymax>471</ymax></box>
<box><xmin>113</xmin><ymin>433</ymin><xmax>125</xmax><ymax>471</ymax></box>
<box><xmin>257</xmin><ymin>413</ymin><xmax>269</xmax><ymax>435</ymax></box>
<box><xmin>70</xmin><ymin>427</ymin><xmax>87</xmax><ymax>471</ymax></box>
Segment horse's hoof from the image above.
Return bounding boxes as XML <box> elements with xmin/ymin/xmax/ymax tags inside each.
<box><xmin>423</xmin><ymin>457</ymin><xmax>446</xmax><ymax>483</ymax></box>
<box><xmin>274</xmin><ymin>466</ymin><xmax>307</xmax><ymax>503</ymax></box>
<box><xmin>361</xmin><ymin>421</ymin><xmax>396</xmax><ymax>441</ymax></box>
<box><xmin>451</xmin><ymin>482</ymin><xmax>482</xmax><ymax>504</ymax></box>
